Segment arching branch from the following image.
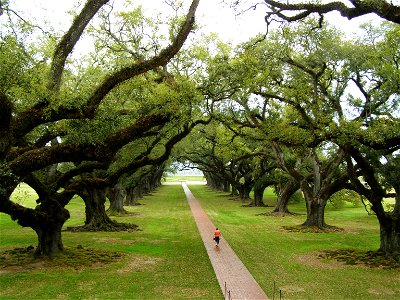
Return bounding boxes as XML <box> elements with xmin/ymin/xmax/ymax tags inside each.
<box><xmin>12</xmin><ymin>0</ymin><xmax>200</xmax><ymax>141</ymax></box>
<box><xmin>48</xmin><ymin>0</ymin><xmax>110</xmax><ymax>92</ymax></box>
<box><xmin>264</xmin><ymin>0</ymin><xmax>400</xmax><ymax>25</ymax></box>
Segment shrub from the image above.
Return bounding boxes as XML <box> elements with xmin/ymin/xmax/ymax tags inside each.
<box><xmin>329</xmin><ymin>189</ymin><xmax>361</xmax><ymax>209</ymax></box>
<box><xmin>289</xmin><ymin>190</ymin><xmax>304</xmax><ymax>204</ymax></box>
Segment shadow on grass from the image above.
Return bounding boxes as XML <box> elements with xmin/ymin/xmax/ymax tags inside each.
<box><xmin>0</xmin><ymin>246</ymin><xmax>124</xmax><ymax>273</ymax></box>
<box><xmin>319</xmin><ymin>249</ymin><xmax>400</xmax><ymax>270</ymax></box>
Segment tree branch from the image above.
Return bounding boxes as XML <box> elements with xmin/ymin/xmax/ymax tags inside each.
<box><xmin>48</xmin><ymin>0</ymin><xmax>110</xmax><ymax>92</ymax></box>
<box><xmin>264</xmin><ymin>0</ymin><xmax>400</xmax><ymax>24</ymax></box>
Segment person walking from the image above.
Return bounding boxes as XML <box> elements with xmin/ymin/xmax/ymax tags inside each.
<box><xmin>214</xmin><ymin>228</ymin><xmax>221</xmax><ymax>247</ymax></box>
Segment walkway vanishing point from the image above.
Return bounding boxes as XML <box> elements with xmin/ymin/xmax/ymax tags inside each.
<box><xmin>182</xmin><ymin>183</ymin><xmax>268</xmax><ymax>300</ymax></box>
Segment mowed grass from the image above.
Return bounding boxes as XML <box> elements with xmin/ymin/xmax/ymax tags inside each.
<box><xmin>163</xmin><ymin>175</ymin><xmax>206</xmax><ymax>183</ymax></box>
<box><xmin>1</xmin><ymin>182</ymin><xmax>399</xmax><ymax>299</ymax></box>
<box><xmin>188</xmin><ymin>185</ymin><xmax>400</xmax><ymax>300</ymax></box>
<box><xmin>0</xmin><ymin>184</ymin><xmax>221</xmax><ymax>299</ymax></box>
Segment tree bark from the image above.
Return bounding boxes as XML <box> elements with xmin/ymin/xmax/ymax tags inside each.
<box><xmin>371</xmin><ymin>192</ymin><xmax>400</xmax><ymax>253</ymax></box>
<box><xmin>223</xmin><ymin>181</ymin><xmax>230</xmax><ymax>193</ymax></box>
<box><xmin>231</xmin><ymin>185</ymin><xmax>239</xmax><ymax>197</ymax></box>
<box><xmin>67</xmin><ymin>185</ymin><xmax>139</xmax><ymax>232</ymax></box>
<box><xmin>272</xmin><ymin>179</ymin><xmax>299</xmax><ymax>214</ymax></box>
<box><xmin>33</xmin><ymin>198</ymin><xmax>70</xmax><ymax>257</ymax></box>
<box><xmin>302</xmin><ymin>197</ymin><xmax>327</xmax><ymax>227</ymax></box>
<box><xmin>252</xmin><ymin>188</ymin><xmax>265</xmax><ymax>206</ymax></box>
<box><xmin>81</xmin><ymin>187</ymin><xmax>114</xmax><ymax>228</ymax></box>
<box><xmin>238</xmin><ymin>184</ymin><xmax>251</xmax><ymax>200</ymax></box>
<box><xmin>378</xmin><ymin>214</ymin><xmax>400</xmax><ymax>253</ymax></box>
<box><xmin>249</xmin><ymin>176</ymin><xmax>275</xmax><ymax>207</ymax></box>
<box><xmin>300</xmin><ymin>180</ymin><xmax>328</xmax><ymax>227</ymax></box>
<box><xmin>125</xmin><ymin>186</ymin><xmax>141</xmax><ymax>206</ymax></box>
<box><xmin>106</xmin><ymin>184</ymin><xmax>128</xmax><ymax>215</ymax></box>
<box><xmin>0</xmin><ymin>92</ymin><xmax>12</xmax><ymax>159</ymax></box>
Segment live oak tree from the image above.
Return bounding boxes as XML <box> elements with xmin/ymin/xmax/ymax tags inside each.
<box><xmin>261</xmin><ymin>0</ymin><xmax>400</xmax><ymax>26</ymax></box>
<box><xmin>122</xmin><ymin>164</ymin><xmax>166</xmax><ymax>206</ymax></box>
<box><xmin>177</xmin><ymin>123</ymin><xmax>236</xmax><ymax>192</ymax></box>
<box><xmin>241</xmin><ymin>21</ymin><xmax>399</xmax><ymax>251</ymax></box>
<box><xmin>0</xmin><ymin>0</ymin><xmax>201</xmax><ymax>257</ymax></box>
<box><xmin>272</xmin><ymin>142</ymin><xmax>350</xmax><ymax>227</ymax></box>
<box><xmin>334</xmin><ymin>24</ymin><xmax>400</xmax><ymax>253</ymax></box>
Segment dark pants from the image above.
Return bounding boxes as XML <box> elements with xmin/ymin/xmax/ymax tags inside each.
<box><xmin>214</xmin><ymin>237</ymin><xmax>220</xmax><ymax>244</ymax></box>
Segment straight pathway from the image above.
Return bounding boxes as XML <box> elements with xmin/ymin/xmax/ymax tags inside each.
<box><xmin>182</xmin><ymin>183</ymin><xmax>268</xmax><ymax>300</ymax></box>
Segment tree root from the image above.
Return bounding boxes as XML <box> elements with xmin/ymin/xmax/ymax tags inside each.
<box><xmin>282</xmin><ymin>224</ymin><xmax>344</xmax><ymax>233</ymax></box>
<box><xmin>256</xmin><ymin>211</ymin><xmax>298</xmax><ymax>217</ymax></box>
<box><xmin>319</xmin><ymin>249</ymin><xmax>400</xmax><ymax>270</ymax></box>
<box><xmin>65</xmin><ymin>220</ymin><xmax>140</xmax><ymax>232</ymax></box>
<box><xmin>241</xmin><ymin>203</ymin><xmax>269</xmax><ymax>207</ymax></box>
<box><xmin>106</xmin><ymin>208</ymin><xmax>129</xmax><ymax>216</ymax></box>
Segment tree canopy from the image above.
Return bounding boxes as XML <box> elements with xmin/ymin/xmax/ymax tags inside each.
<box><xmin>262</xmin><ymin>0</ymin><xmax>400</xmax><ymax>26</ymax></box>
<box><xmin>1</xmin><ymin>0</ymin><xmax>400</xmax><ymax>257</ymax></box>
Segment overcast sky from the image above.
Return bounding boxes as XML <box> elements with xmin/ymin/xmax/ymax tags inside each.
<box><xmin>5</xmin><ymin>0</ymin><xmax>386</xmax><ymax>51</ymax></box>
<box><xmin>8</xmin><ymin>0</ymin><xmax>266</xmax><ymax>43</ymax></box>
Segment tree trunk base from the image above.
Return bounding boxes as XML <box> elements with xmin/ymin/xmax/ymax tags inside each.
<box><xmin>256</xmin><ymin>211</ymin><xmax>298</xmax><ymax>217</ymax></box>
<box><xmin>283</xmin><ymin>224</ymin><xmax>344</xmax><ymax>233</ymax></box>
<box><xmin>106</xmin><ymin>208</ymin><xmax>129</xmax><ymax>216</ymax></box>
<box><xmin>241</xmin><ymin>202</ymin><xmax>268</xmax><ymax>207</ymax></box>
<box><xmin>271</xmin><ymin>207</ymin><xmax>294</xmax><ymax>214</ymax></box>
<box><xmin>66</xmin><ymin>220</ymin><xmax>139</xmax><ymax>232</ymax></box>
<box><xmin>124</xmin><ymin>202</ymin><xmax>143</xmax><ymax>206</ymax></box>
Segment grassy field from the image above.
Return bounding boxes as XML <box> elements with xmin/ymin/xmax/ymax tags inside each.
<box><xmin>163</xmin><ymin>175</ymin><xmax>206</xmax><ymax>183</ymax></box>
<box><xmin>187</xmin><ymin>185</ymin><xmax>399</xmax><ymax>300</ymax></box>
<box><xmin>0</xmin><ymin>184</ymin><xmax>221</xmax><ymax>299</ymax></box>
<box><xmin>1</xmin><ymin>182</ymin><xmax>399</xmax><ymax>299</ymax></box>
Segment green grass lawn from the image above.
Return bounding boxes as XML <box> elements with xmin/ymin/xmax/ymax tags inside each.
<box><xmin>0</xmin><ymin>184</ymin><xmax>221</xmax><ymax>299</ymax></box>
<box><xmin>163</xmin><ymin>175</ymin><xmax>206</xmax><ymax>183</ymax></box>
<box><xmin>1</xmin><ymin>183</ymin><xmax>399</xmax><ymax>299</ymax></box>
<box><xmin>188</xmin><ymin>185</ymin><xmax>399</xmax><ymax>300</ymax></box>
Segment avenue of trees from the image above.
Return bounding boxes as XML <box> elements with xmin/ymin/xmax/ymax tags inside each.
<box><xmin>261</xmin><ymin>0</ymin><xmax>400</xmax><ymax>26</ymax></box>
<box><xmin>1</xmin><ymin>0</ymin><xmax>399</xmax><ymax>258</ymax></box>
<box><xmin>176</xmin><ymin>2</ymin><xmax>400</xmax><ymax>254</ymax></box>
<box><xmin>0</xmin><ymin>0</ymin><xmax>208</xmax><ymax>256</ymax></box>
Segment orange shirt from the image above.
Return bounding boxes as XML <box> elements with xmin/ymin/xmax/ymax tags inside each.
<box><xmin>214</xmin><ymin>229</ymin><xmax>221</xmax><ymax>237</ymax></box>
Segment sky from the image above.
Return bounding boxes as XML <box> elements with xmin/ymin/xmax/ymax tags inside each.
<box><xmin>6</xmin><ymin>0</ymin><xmax>267</xmax><ymax>44</ymax></box>
<box><xmin>3</xmin><ymin>0</ymin><xmax>390</xmax><ymax>68</ymax></box>
<box><xmin>6</xmin><ymin>0</ymin><xmax>385</xmax><ymax>47</ymax></box>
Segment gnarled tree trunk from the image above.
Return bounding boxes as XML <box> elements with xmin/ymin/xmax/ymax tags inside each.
<box><xmin>301</xmin><ymin>181</ymin><xmax>328</xmax><ymax>227</ymax></box>
<box><xmin>302</xmin><ymin>198</ymin><xmax>327</xmax><ymax>227</ymax></box>
<box><xmin>272</xmin><ymin>179</ymin><xmax>299</xmax><ymax>214</ymax></box>
<box><xmin>378</xmin><ymin>214</ymin><xmax>400</xmax><ymax>253</ymax></box>
<box><xmin>252</xmin><ymin>188</ymin><xmax>266</xmax><ymax>206</ymax></box>
<box><xmin>107</xmin><ymin>184</ymin><xmax>128</xmax><ymax>215</ymax></box>
<box><xmin>249</xmin><ymin>177</ymin><xmax>273</xmax><ymax>207</ymax></box>
<box><xmin>371</xmin><ymin>193</ymin><xmax>400</xmax><ymax>253</ymax></box>
<box><xmin>125</xmin><ymin>186</ymin><xmax>143</xmax><ymax>206</ymax></box>
<box><xmin>72</xmin><ymin>185</ymin><xmax>138</xmax><ymax>232</ymax></box>
<box><xmin>69</xmin><ymin>185</ymin><xmax>120</xmax><ymax>231</ymax></box>
<box><xmin>223</xmin><ymin>181</ymin><xmax>230</xmax><ymax>193</ymax></box>
<box><xmin>33</xmin><ymin>198</ymin><xmax>70</xmax><ymax>257</ymax></box>
<box><xmin>240</xmin><ymin>186</ymin><xmax>251</xmax><ymax>200</ymax></box>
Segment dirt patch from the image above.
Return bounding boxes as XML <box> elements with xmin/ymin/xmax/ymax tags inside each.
<box><xmin>297</xmin><ymin>251</ymin><xmax>346</xmax><ymax>270</ymax></box>
<box><xmin>0</xmin><ymin>246</ymin><xmax>124</xmax><ymax>274</ymax></box>
<box><xmin>298</xmin><ymin>250</ymin><xmax>400</xmax><ymax>270</ymax></box>
<box><xmin>116</xmin><ymin>255</ymin><xmax>162</xmax><ymax>274</ymax></box>
<box><xmin>65</xmin><ymin>221</ymin><xmax>140</xmax><ymax>232</ymax></box>
<box><xmin>94</xmin><ymin>237</ymin><xmax>134</xmax><ymax>245</ymax></box>
<box><xmin>257</xmin><ymin>212</ymin><xmax>301</xmax><ymax>217</ymax></box>
<box><xmin>158</xmin><ymin>285</ymin><xmax>209</xmax><ymax>298</ymax></box>
<box><xmin>318</xmin><ymin>249</ymin><xmax>400</xmax><ymax>270</ymax></box>
<box><xmin>368</xmin><ymin>286</ymin><xmax>397</xmax><ymax>296</ymax></box>
<box><xmin>282</xmin><ymin>225</ymin><xmax>344</xmax><ymax>233</ymax></box>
